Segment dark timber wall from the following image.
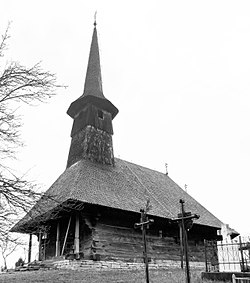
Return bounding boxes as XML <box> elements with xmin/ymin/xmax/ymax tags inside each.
<box><xmin>42</xmin><ymin>206</ymin><xmax>215</xmax><ymax>262</ymax></box>
<box><xmin>92</xmin><ymin>222</ymin><xmax>205</xmax><ymax>262</ymax></box>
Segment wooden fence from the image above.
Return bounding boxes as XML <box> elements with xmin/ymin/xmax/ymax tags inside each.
<box><xmin>232</xmin><ymin>274</ymin><xmax>250</xmax><ymax>283</ymax></box>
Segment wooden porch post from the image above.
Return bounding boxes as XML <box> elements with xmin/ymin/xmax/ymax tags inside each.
<box><xmin>28</xmin><ymin>234</ymin><xmax>32</xmax><ymax>263</ymax></box>
<box><xmin>38</xmin><ymin>231</ymin><xmax>42</xmax><ymax>261</ymax></box>
<box><xmin>61</xmin><ymin>216</ymin><xmax>71</xmax><ymax>256</ymax></box>
<box><xmin>74</xmin><ymin>212</ymin><xmax>80</xmax><ymax>258</ymax></box>
<box><xmin>55</xmin><ymin>221</ymin><xmax>60</xmax><ymax>257</ymax></box>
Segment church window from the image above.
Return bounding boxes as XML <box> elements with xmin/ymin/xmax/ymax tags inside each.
<box><xmin>98</xmin><ymin>109</ymin><xmax>104</xmax><ymax>119</ymax></box>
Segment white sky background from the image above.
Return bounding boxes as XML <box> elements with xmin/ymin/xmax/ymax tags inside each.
<box><xmin>1</xmin><ymin>0</ymin><xmax>250</xmax><ymax>267</ymax></box>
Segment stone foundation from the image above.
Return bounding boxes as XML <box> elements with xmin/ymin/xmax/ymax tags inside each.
<box><xmin>53</xmin><ymin>259</ymin><xmax>205</xmax><ymax>270</ymax></box>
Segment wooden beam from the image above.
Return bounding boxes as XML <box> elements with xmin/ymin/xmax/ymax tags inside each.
<box><xmin>38</xmin><ymin>231</ymin><xmax>42</xmax><ymax>261</ymax></box>
<box><xmin>61</xmin><ymin>216</ymin><xmax>71</xmax><ymax>256</ymax></box>
<box><xmin>28</xmin><ymin>234</ymin><xmax>32</xmax><ymax>263</ymax></box>
<box><xmin>179</xmin><ymin>224</ymin><xmax>184</xmax><ymax>269</ymax></box>
<box><xmin>74</xmin><ymin>212</ymin><xmax>80</xmax><ymax>258</ymax></box>
<box><xmin>55</xmin><ymin>221</ymin><xmax>60</xmax><ymax>257</ymax></box>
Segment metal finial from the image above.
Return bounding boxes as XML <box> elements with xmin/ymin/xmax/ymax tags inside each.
<box><xmin>165</xmin><ymin>163</ymin><xmax>168</xmax><ymax>175</ymax></box>
<box><xmin>94</xmin><ymin>11</ymin><xmax>97</xmax><ymax>26</ymax></box>
<box><xmin>184</xmin><ymin>184</ymin><xmax>188</xmax><ymax>192</ymax></box>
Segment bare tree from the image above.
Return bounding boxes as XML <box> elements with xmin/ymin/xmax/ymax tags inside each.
<box><xmin>0</xmin><ymin>233</ymin><xmax>24</xmax><ymax>270</ymax></box>
<box><xmin>0</xmin><ymin>24</ymin><xmax>64</xmax><ymax>240</ymax></box>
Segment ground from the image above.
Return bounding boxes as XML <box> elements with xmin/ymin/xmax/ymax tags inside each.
<box><xmin>0</xmin><ymin>268</ymin><xmax>228</xmax><ymax>283</ymax></box>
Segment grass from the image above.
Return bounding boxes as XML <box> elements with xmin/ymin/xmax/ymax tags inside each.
<box><xmin>0</xmin><ymin>268</ymin><xmax>228</xmax><ymax>283</ymax></box>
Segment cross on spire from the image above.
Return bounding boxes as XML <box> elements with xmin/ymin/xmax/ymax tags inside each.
<box><xmin>94</xmin><ymin>11</ymin><xmax>97</xmax><ymax>27</ymax></box>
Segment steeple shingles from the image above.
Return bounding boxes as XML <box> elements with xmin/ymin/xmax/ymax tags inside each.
<box><xmin>67</xmin><ymin>25</ymin><xmax>118</xmax><ymax>119</ymax></box>
<box><xmin>83</xmin><ymin>26</ymin><xmax>104</xmax><ymax>99</ymax></box>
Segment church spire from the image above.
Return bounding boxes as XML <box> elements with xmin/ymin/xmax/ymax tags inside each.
<box><xmin>83</xmin><ymin>20</ymin><xmax>104</xmax><ymax>99</ymax></box>
<box><xmin>67</xmin><ymin>23</ymin><xmax>118</xmax><ymax>119</ymax></box>
<box><xmin>66</xmin><ymin>22</ymin><xmax>118</xmax><ymax>168</ymax></box>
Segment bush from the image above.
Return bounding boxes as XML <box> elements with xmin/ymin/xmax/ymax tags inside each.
<box><xmin>15</xmin><ymin>257</ymin><xmax>25</xmax><ymax>267</ymax></box>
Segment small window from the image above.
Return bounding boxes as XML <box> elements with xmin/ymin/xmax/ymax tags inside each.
<box><xmin>98</xmin><ymin>110</ymin><xmax>104</xmax><ymax>119</ymax></box>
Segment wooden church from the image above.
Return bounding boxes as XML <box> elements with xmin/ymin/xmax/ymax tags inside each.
<box><xmin>11</xmin><ymin>22</ymin><xmax>222</xmax><ymax>263</ymax></box>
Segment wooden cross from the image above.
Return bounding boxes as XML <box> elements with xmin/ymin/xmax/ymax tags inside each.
<box><xmin>172</xmin><ymin>199</ymin><xmax>200</xmax><ymax>283</ymax></box>
<box><xmin>94</xmin><ymin>11</ymin><xmax>97</xmax><ymax>26</ymax></box>
<box><xmin>134</xmin><ymin>200</ymin><xmax>154</xmax><ymax>283</ymax></box>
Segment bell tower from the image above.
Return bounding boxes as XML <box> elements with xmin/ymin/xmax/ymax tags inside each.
<box><xmin>66</xmin><ymin>22</ymin><xmax>118</xmax><ymax>168</ymax></box>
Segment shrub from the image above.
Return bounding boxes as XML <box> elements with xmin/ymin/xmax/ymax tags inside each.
<box><xmin>15</xmin><ymin>257</ymin><xmax>24</xmax><ymax>267</ymax></box>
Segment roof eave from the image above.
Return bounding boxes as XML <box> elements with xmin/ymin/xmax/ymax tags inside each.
<box><xmin>67</xmin><ymin>95</ymin><xmax>118</xmax><ymax>119</ymax></box>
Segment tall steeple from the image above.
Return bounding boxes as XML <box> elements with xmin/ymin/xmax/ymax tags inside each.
<box><xmin>67</xmin><ymin>22</ymin><xmax>118</xmax><ymax>119</ymax></box>
<box><xmin>66</xmin><ymin>22</ymin><xmax>118</xmax><ymax>168</ymax></box>
<box><xmin>82</xmin><ymin>21</ymin><xmax>103</xmax><ymax>99</ymax></box>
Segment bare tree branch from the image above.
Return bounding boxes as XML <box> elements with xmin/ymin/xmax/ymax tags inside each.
<box><xmin>0</xmin><ymin>24</ymin><xmax>66</xmax><ymax>241</ymax></box>
<box><xmin>0</xmin><ymin>23</ymin><xmax>10</xmax><ymax>58</ymax></box>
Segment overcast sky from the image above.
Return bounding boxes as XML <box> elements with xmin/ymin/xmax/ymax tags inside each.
<box><xmin>1</xmin><ymin>0</ymin><xmax>250</xmax><ymax>264</ymax></box>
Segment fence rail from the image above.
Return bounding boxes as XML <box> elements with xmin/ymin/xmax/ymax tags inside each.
<box><xmin>232</xmin><ymin>274</ymin><xmax>250</xmax><ymax>283</ymax></box>
<box><xmin>205</xmin><ymin>237</ymin><xmax>250</xmax><ymax>273</ymax></box>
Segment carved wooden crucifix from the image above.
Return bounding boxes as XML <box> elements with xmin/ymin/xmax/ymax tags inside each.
<box><xmin>172</xmin><ymin>199</ymin><xmax>200</xmax><ymax>283</ymax></box>
<box><xmin>134</xmin><ymin>200</ymin><xmax>154</xmax><ymax>283</ymax></box>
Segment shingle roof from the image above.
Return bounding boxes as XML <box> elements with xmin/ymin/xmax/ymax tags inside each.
<box><xmin>12</xmin><ymin>157</ymin><xmax>222</xmax><ymax>232</ymax></box>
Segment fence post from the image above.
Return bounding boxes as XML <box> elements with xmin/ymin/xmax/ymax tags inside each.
<box><xmin>232</xmin><ymin>274</ymin><xmax>236</xmax><ymax>283</ymax></box>
<box><xmin>239</xmin><ymin>236</ymin><xmax>245</xmax><ymax>272</ymax></box>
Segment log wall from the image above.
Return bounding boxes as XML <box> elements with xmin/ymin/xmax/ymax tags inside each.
<box><xmin>42</xmin><ymin>206</ymin><xmax>213</xmax><ymax>263</ymax></box>
<box><xmin>92</xmin><ymin>222</ymin><xmax>205</xmax><ymax>262</ymax></box>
